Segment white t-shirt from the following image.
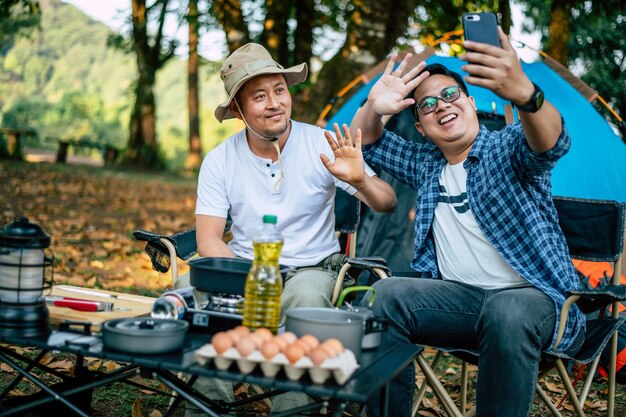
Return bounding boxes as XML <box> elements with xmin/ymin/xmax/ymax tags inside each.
<box><xmin>432</xmin><ymin>161</ymin><xmax>528</xmax><ymax>289</ymax></box>
<box><xmin>196</xmin><ymin>120</ymin><xmax>375</xmax><ymax>267</ymax></box>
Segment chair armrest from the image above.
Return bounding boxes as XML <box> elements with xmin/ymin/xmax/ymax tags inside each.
<box><xmin>567</xmin><ymin>285</ymin><xmax>626</xmax><ymax>314</ymax></box>
<box><xmin>555</xmin><ymin>285</ymin><xmax>626</xmax><ymax>347</ymax></box>
<box><xmin>331</xmin><ymin>257</ymin><xmax>391</xmax><ymax>305</ymax></box>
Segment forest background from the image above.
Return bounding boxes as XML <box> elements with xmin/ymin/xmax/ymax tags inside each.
<box><xmin>1</xmin><ymin>0</ymin><xmax>624</xmax><ymax>171</ymax></box>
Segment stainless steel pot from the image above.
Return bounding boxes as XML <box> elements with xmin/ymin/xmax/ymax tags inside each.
<box><xmin>284</xmin><ymin>307</ymin><xmax>364</xmax><ymax>359</ymax></box>
<box><xmin>101</xmin><ymin>317</ymin><xmax>189</xmax><ymax>354</ymax></box>
<box><xmin>337</xmin><ymin>286</ymin><xmax>388</xmax><ymax>350</ymax></box>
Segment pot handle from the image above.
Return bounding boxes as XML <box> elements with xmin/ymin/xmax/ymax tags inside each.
<box><xmin>337</xmin><ymin>285</ymin><xmax>376</xmax><ymax>307</ymax></box>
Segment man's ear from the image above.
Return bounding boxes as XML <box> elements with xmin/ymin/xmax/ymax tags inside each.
<box><xmin>415</xmin><ymin>121</ymin><xmax>425</xmax><ymax>137</ymax></box>
<box><xmin>229</xmin><ymin>100</ymin><xmax>243</xmax><ymax>120</ymax></box>
<box><xmin>469</xmin><ymin>95</ymin><xmax>477</xmax><ymax>111</ymax></box>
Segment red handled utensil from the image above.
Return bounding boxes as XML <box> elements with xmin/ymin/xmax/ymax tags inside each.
<box><xmin>45</xmin><ymin>296</ymin><xmax>114</xmax><ymax>312</ymax></box>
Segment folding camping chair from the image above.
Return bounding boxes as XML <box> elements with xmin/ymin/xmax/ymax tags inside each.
<box><xmin>412</xmin><ymin>196</ymin><xmax>626</xmax><ymax>417</ymax></box>
<box><xmin>133</xmin><ymin>188</ymin><xmax>389</xmax><ymax>305</ymax></box>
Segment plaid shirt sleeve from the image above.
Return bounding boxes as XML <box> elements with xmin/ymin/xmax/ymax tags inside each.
<box><xmin>362</xmin><ymin>129</ymin><xmax>430</xmax><ymax>188</ymax></box>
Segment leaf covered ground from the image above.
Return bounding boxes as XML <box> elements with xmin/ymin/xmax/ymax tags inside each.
<box><xmin>1</xmin><ymin>160</ymin><xmax>625</xmax><ymax>416</ymax></box>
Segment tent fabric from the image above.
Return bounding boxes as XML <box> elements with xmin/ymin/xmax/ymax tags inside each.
<box><xmin>328</xmin><ymin>55</ymin><xmax>626</xmax><ymax>202</ymax></box>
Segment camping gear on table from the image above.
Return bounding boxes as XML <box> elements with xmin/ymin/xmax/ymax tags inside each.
<box><xmin>0</xmin><ymin>217</ymin><xmax>53</xmax><ymax>339</ymax></box>
<box><xmin>285</xmin><ymin>307</ymin><xmax>365</xmax><ymax>359</ymax></box>
<box><xmin>45</xmin><ymin>296</ymin><xmax>114</xmax><ymax>312</ymax></box>
<box><xmin>336</xmin><ymin>286</ymin><xmax>388</xmax><ymax>350</ymax></box>
<box><xmin>243</xmin><ymin>215</ymin><xmax>284</xmax><ymax>334</ymax></box>
<box><xmin>101</xmin><ymin>317</ymin><xmax>188</xmax><ymax>354</ymax></box>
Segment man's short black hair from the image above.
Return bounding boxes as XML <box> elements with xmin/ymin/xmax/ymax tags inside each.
<box><xmin>410</xmin><ymin>63</ymin><xmax>469</xmax><ymax>121</ymax></box>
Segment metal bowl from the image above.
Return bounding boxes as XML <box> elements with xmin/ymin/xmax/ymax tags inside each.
<box><xmin>101</xmin><ymin>317</ymin><xmax>189</xmax><ymax>354</ymax></box>
<box><xmin>285</xmin><ymin>307</ymin><xmax>364</xmax><ymax>359</ymax></box>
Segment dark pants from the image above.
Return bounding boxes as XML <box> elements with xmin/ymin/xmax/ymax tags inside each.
<box><xmin>363</xmin><ymin>278</ymin><xmax>583</xmax><ymax>417</ymax></box>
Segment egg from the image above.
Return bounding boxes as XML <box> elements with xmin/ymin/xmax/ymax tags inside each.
<box><xmin>232</xmin><ymin>325</ymin><xmax>251</xmax><ymax>338</ymax></box>
<box><xmin>272</xmin><ymin>336</ymin><xmax>288</xmax><ymax>352</ymax></box>
<box><xmin>248</xmin><ymin>333</ymin><xmax>265</xmax><ymax>348</ymax></box>
<box><xmin>299</xmin><ymin>334</ymin><xmax>320</xmax><ymax>350</ymax></box>
<box><xmin>322</xmin><ymin>338</ymin><xmax>344</xmax><ymax>356</ymax></box>
<box><xmin>211</xmin><ymin>332</ymin><xmax>234</xmax><ymax>354</ymax></box>
<box><xmin>293</xmin><ymin>339</ymin><xmax>312</xmax><ymax>354</ymax></box>
<box><xmin>227</xmin><ymin>329</ymin><xmax>243</xmax><ymax>344</ymax></box>
<box><xmin>278</xmin><ymin>331</ymin><xmax>297</xmax><ymax>344</ymax></box>
<box><xmin>235</xmin><ymin>336</ymin><xmax>257</xmax><ymax>357</ymax></box>
<box><xmin>318</xmin><ymin>343</ymin><xmax>336</xmax><ymax>357</ymax></box>
<box><xmin>285</xmin><ymin>343</ymin><xmax>306</xmax><ymax>364</ymax></box>
<box><xmin>310</xmin><ymin>346</ymin><xmax>330</xmax><ymax>366</ymax></box>
<box><xmin>260</xmin><ymin>340</ymin><xmax>281</xmax><ymax>359</ymax></box>
<box><xmin>253</xmin><ymin>327</ymin><xmax>274</xmax><ymax>343</ymax></box>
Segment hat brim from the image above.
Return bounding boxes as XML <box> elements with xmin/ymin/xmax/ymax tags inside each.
<box><xmin>214</xmin><ymin>63</ymin><xmax>308</xmax><ymax>122</ymax></box>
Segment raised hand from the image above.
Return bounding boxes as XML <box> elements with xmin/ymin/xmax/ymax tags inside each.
<box><xmin>368</xmin><ymin>54</ymin><xmax>429</xmax><ymax>116</ymax></box>
<box><xmin>460</xmin><ymin>26</ymin><xmax>535</xmax><ymax>106</ymax></box>
<box><xmin>320</xmin><ymin>123</ymin><xmax>366</xmax><ymax>187</ymax></box>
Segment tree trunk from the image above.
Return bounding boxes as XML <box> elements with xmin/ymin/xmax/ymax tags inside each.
<box><xmin>261</xmin><ymin>0</ymin><xmax>291</xmax><ymax>65</ymax></box>
<box><xmin>499</xmin><ymin>0</ymin><xmax>512</xmax><ymax>35</ymax></box>
<box><xmin>126</xmin><ymin>0</ymin><xmax>159</xmax><ymax>168</ymax></box>
<box><xmin>186</xmin><ymin>0</ymin><xmax>202</xmax><ymax>171</ymax></box>
<box><xmin>213</xmin><ymin>0</ymin><xmax>250</xmax><ymax>52</ymax></box>
<box><xmin>292</xmin><ymin>0</ymin><xmax>314</xmax><ymax>69</ymax></box>
<box><xmin>547</xmin><ymin>0</ymin><xmax>572</xmax><ymax>65</ymax></box>
<box><xmin>295</xmin><ymin>0</ymin><xmax>413</xmax><ymax>123</ymax></box>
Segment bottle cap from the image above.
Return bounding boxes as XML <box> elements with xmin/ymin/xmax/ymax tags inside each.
<box><xmin>262</xmin><ymin>215</ymin><xmax>278</xmax><ymax>224</ymax></box>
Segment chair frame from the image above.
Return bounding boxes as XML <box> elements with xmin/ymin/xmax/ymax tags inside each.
<box><xmin>412</xmin><ymin>196</ymin><xmax>626</xmax><ymax>417</ymax></box>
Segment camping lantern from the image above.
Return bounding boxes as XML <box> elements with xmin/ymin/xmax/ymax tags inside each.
<box><xmin>0</xmin><ymin>217</ymin><xmax>53</xmax><ymax>339</ymax></box>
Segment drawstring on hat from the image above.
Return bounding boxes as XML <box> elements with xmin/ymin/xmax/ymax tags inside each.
<box><xmin>234</xmin><ymin>100</ymin><xmax>285</xmax><ymax>192</ymax></box>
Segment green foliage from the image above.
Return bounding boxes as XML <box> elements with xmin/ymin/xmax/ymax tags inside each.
<box><xmin>570</xmin><ymin>4</ymin><xmax>625</xmax><ymax>125</ymax></box>
<box><xmin>0</xmin><ymin>1</ymin><xmax>41</xmax><ymax>52</ymax></box>
<box><xmin>0</xmin><ymin>0</ymin><xmax>241</xmax><ymax>170</ymax></box>
<box><xmin>515</xmin><ymin>0</ymin><xmax>625</xmax><ymax>125</ymax></box>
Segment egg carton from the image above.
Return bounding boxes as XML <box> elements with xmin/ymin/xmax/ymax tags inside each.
<box><xmin>195</xmin><ymin>344</ymin><xmax>359</xmax><ymax>385</ymax></box>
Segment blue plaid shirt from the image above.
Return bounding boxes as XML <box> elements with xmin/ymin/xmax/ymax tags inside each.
<box><xmin>363</xmin><ymin>122</ymin><xmax>584</xmax><ymax>352</ymax></box>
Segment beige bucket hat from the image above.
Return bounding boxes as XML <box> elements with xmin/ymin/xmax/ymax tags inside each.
<box><xmin>214</xmin><ymin>43</ymin><xmax>308</xmax><ymax>122</ymax></box>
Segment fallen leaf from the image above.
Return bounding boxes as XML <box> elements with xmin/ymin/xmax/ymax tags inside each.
<box><xmin>1</xmin><ymin>363</ymin><xmax>15</xmax><ymax>373</ymax></box>
<box><xmin>90</xmin><ymin>260</ymin><xmax>105</xmax><ymax>268</ymax></box>
<box><xmin>131</xmin><ymin>398</ymin><xmax>144</xmax><ymax>417</ymax></box>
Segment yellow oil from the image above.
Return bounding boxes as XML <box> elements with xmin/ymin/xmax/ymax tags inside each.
<box><xmin>243</xmin><ymin>241</ymin><xmax>283</xmax><ymax>334</ymax></box>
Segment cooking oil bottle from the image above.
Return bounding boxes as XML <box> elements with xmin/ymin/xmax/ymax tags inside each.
<box><xmin>243</xmin><ymin>214</ymin><xmax>283</xmax><ymax>334</ymax></box>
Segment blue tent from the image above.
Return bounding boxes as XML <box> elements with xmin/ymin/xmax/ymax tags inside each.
<box><xmin>328</xmin><ymin>55</ymin><xmax>626</xmax><ymax>202</ymax></box>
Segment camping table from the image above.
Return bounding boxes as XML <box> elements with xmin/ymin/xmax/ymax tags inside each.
<box><xmin>0</xmin><ymin>299</ymin><xmax>419</xmax><ymax>417</ymax></box>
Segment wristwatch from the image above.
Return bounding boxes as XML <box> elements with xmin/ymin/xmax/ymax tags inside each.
<box><xmin>516</xmin><ymin>83</ymin><xmax>544</xmax><ymax>113</ymax></box>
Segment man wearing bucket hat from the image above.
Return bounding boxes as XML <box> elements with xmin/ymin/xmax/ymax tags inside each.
<box><xmin>188</xmin><ymin>43</ymin><xmax>397</xmax><ymax>416</ymax></box>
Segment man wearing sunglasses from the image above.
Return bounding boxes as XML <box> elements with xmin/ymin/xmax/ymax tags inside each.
<box><xmin>351</xmin><ymin>27</ymin><xmax>584</xmax><ymax>417</ymax></box>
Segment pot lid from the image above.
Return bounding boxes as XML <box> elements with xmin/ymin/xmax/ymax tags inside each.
<box><xmin>0</xmin><ymin>217</ymin><xmax>51</xmax><ymax>249</ymax></box>
<box><xmin>103</xmin><ymin>317</ymin><xmax>188</xmax><ymax>335</ymax></box>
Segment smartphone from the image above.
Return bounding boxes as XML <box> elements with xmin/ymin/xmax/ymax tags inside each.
<box><xmin>462</xmin><ymin>12</ymin><xmax>501</xmax><ymax>48</ymax></box>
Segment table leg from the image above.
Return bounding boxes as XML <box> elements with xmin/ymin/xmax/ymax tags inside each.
<box><xmin>0</xmin><ymin>352</ymin><xmax>90</xmax><ymax>417</ymax></box>
<box><xmin>378</xmin><ymin>380</ymin><xmax>390</xmax><ymax>417</ymax></box>
<box><xmin>0</xmin><ymin>349</ymin><xmax>48</xmax><ymax>400</ymax></box>
<box><xmin>153</xmin><ymin>370</ymin><xmax>222</xmax><ymax>417</ymax></box>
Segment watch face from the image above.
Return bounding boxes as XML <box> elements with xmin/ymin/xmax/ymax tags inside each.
<box><xmin>535</xmin><ymin>89</ymin><xmax>545</xmax><ymax>110</ymax></box>
<box><xmin>519</xmin><ymin>83</ymin><xmax>544</xmax><ymax>113</ymax></box>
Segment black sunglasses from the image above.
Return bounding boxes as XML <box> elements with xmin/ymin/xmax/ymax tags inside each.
<box><xmin>415</xmin><ymin>86</ymin><xmax>465</xmax><ymax>117</ymax></box>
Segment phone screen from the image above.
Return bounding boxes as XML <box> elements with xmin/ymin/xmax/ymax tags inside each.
<box><xmin>462</xmin><ymin>12</ymin><xmax>500</xmax><ymax>48</ymax></box>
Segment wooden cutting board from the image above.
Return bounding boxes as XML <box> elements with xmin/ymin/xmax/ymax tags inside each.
<box><xmin>47</xmin><ymin>286</ymin><xmax>156</xmax><ymax>331</ymax></box>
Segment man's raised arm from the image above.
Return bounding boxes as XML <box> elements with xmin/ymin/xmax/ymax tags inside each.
<box><xmin>460</xmin><ymin>27</ymin><xmax>562</xmax><ymax>153</ymax></box>
<box><xmin>350</xmin><ymin>55</ymin><xmax>429</xmax><ymax>145</ymax></box>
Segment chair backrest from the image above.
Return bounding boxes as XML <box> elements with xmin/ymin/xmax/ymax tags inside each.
<box><xmin>334</xmin><ymin>188</ymin><xmax>360</xmax><ymax>234</ymax></box>
<box><xmin>334</xmin><ymin>188</ymin><xmax>361</xmax><ymax>257</ymax></box>
<box><xmin>554</xmin><ymin>196</ymin><xmax>625</xmax><ymax>263</ymax></box>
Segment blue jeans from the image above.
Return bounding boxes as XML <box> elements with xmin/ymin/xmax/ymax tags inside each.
<box><xmin>363</xmin><ymin>277</ymin><xmax>583</xmax><ymax>417</ymax></box>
